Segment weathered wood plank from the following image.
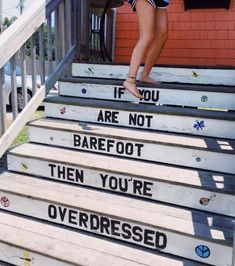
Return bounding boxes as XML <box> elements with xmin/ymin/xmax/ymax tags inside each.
<box><xmin>0</xmin><ymin>212</ymin><xmax>201</xmax><ymax>266</ymax></box>
<box><xmin>59</xmin><ymin>80</ymin><xmax>235</xmax><ymax>110</ymax></box>
<box><xmin>72</xmin><ymin>63</ymin><xmax>235</xmax><ymax>86</ymax></box>
<box><xmin>0</xmin><ymin>172</ymin><xmax>233</xmax><ymax>266</ymax></box>
<box><xmin>39</xmin><ymin>24</ymin><xmax>46</xmax><ymax>84</ymax></box>
<box><xmin>10</xmin><ymin>55</ymin><xmax>18</xmax><ymax>119</ymax></box>
<box><xmin>44</xmin><ymin>96</ymin><xmax>235</xmax><ymax>139</ymax></box>
<box><xmin>8</xmin><ymin>143</ymin><xmax>235</xmax><ymax>216</ymax></box>
<box><xmin>20</xmin><ymin>45</ymin><xmax>28</xmax><ymax>108</ymax></box>
<box><xmin>28</xmin><ymin>118</ymin><xmax>235</xmax><ymax>174</ymax></box>
<box><xmin>47</xmin><ymin>15</ymin><xmax>53</xmax><ymax>75</ymax></box>
<box><xmin>0</xmin><ymin>0</ymin><xmax>64</xmax><ymax>69</ymax></box>
<box><xmin>0</xmin><ymin>242</ymin><xmax>67</xmax><ymax>266</ymax></box>
<box><xmin>0</xmin><ymin>46</ymin><xmax>76</xmax><ymax>158</ymax></box>
<box><xmin>0</xmin><ymin>68</ymin><xmax>6</xmax><ymax>136</ymax></box>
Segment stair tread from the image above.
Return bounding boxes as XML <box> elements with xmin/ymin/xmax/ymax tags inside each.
<box><xmin>0</xmin><ymin>212</ymin><xmax>201</xmax><ymax>266</ymax></box>
<box><xmin>9</xmin><ymin>143</ymin><xmax>235</xmax><ymax>194</ymax></box>
<box><xmin>28</xmin><ymin>117</ymin><xmax>235</xmax><ymax>154</ymax></box>
<box><xmin>71</xmin><ymin>62</ymin><xmax>235</xmax><ymax>86</ymax></box>
<box><xmin>60</xmin><ymin>77</ymin><xmax>235</xmax><ymax>93</ymax></box>
<box><xmin>0</xmin><ymin>171</ymin><xmax>234</xmax><ymax>243</ymax></box>
<box><xmin>44</xmin><ymin>95</ymin><xmax>235</xmax><ymax>121</ymax></box>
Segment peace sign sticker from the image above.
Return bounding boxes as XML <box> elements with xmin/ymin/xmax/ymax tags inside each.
<box><xmin>195</xmin><ymin>245</ymin><xmax>210</xmax><ymax>259</ymax></box>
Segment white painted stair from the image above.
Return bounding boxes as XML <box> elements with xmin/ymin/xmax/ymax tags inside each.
<box><xmin>0</xmin><ymin>172</ymin><xmax>234</xmax><ymax>266</ymax></box>
<box><xmin>44</xmin><ymin>95</ymin><xmax>235</xmax><ymax>139</ymax></box>
<box><xmin>59</xmin><ymin>77</ymin><xmax>235</xmax><ymax>110</ymax></box>
<box><xmin>8</xmin><ymin>143</ymin><xmax>235</xmax><ymax>216</ymax></box>
<box><xmin>1</xmin><ymin>63</ymin><xmax>235</xmax><ymax>266</ymax></box>
<box><xmin>28</xmin><ymin>117</ymin><xmax>235</xmax><ymax>174</ymax></box>
<box><xmin>0</xmin><ymin>211</ymin><xmax>203</xmax><ymax>266</ymax></box>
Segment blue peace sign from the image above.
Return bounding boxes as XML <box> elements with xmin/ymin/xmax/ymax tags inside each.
<box><xmin>195</xmin><ymin>245</ymin><xmax>210</xmax><ymax>259</ymax></box>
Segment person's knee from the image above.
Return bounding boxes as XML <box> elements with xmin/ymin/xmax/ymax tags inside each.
<box><xmin>155</xmin><ymin>28</ymin><xmax>168</xmax><ymax>43</ymax></box>
<box><xmin>139</xmin><ymin>33</ymin><xmax>155</xmax><ymax>47</ymax></box>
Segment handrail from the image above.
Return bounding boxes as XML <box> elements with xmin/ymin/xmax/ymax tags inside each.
<box><xmin>0</xmin><ymin>0</ymin><xmax>54</xmax><ymax>69</ymax></box>
<box><xmin>0</xmin><ymin>0</ymin><xmax>79</xmax><ymax>157</ymax></box>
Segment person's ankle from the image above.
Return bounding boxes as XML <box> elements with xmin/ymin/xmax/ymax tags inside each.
<box><xmin>126</xmin><ymin>76</ymin><xmax>136</xmax><ymax>83</ymax></box>
<box><xmin>141</xmin><ymin>74</ymin><xmax>149</xmax><ymax>80</ymax></box>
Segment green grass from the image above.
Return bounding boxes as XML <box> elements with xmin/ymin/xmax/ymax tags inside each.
<box><xmin>10</xmin><ymin>110</ymin><xmax>45</xmax><ymax>148</ymax></box>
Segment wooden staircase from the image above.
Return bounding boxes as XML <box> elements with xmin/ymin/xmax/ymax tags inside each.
<box><xmin>1</xmin><ymin>63</ymin><xmax>235</xmax><ymax>266</ymax></box>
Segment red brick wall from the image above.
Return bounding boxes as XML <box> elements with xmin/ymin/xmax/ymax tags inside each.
<box><xmin>115</xmin><ymin>0</ymin><xmax>235</xmax><ymax>67</ymax></box>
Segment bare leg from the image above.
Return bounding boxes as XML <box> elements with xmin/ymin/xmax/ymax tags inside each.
<box><xmin>123</xmin><ymin>0</ymin><xmax>155</xmax><ymax>98</ymax></box>
<box><xmin>141</xmin><ymin>8</ymin><xmax>168</xmax><ymax>84</ymax></box>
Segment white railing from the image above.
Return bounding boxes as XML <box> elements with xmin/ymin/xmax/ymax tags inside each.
<box><xmin>0</xmin><ymin>0</ymin><xmax>79</xmax><ymax>158</ymax></box>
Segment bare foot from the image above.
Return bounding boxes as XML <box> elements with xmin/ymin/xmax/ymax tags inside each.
<box><xmin>123</xmin><ymin>80</ymin><xmax>144</xmax><ymax>99</ymax></box>
<box><xmin>140</xmin><ymin>76</ymin><xmax>161</xmax><ymax>85</ymax></box>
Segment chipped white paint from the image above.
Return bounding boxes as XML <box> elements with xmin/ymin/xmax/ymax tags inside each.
<box><xmin>28</xmin><ymin>126</ymin><xmax>235</xmax><ymax>174</ymax></box>
<box><xmin>59</xmin><ymin>81</ymin><xmax>235</xmax><ymax>110</ymax></box>
<box><xmin>0</xmin><ymin>242</ymin><xmax>67</xmax><ymax>266</ymax></box>
<box><xmin>0</xmin><ymin>191</ymin><xmax>232</xmax><ymax>266</ymax></box>
<box><xmin>45</xmin><ymin>102</ymin><xmax>235</xmax><ymax>139</ymax></box>
<box><xmin>7</xmin><ymin>154</ymin><xmax>235</xmax><ymax>216</ymax></box>
<box><xmin>72</xmin><ymin>63</ymin><xmax>235</xmax><ymax>86</ymax></box>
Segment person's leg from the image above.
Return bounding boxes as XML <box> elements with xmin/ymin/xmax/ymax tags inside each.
<box><xmin>123</xmin><ymin>0</ymin><xmax>155</xmax><ymax>98</ymax></box>
<box><xmin>141</xmin><ymin>8</ymin><xmax>168</xmax><ymax>84</ymax></box>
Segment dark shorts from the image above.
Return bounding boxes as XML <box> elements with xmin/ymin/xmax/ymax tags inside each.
<box><xmin>128</xmin><ymin>0</ymin><xmax>169</xmax><ymax>11</ymax></box>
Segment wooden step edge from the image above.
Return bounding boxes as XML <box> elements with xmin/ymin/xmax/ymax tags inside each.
<box><xmin>59</xmin><ymin>77</ymin><xmax>235</xmax><ymax>93</ymax></box>
<box><xmin>0</xmin><ymin>212</ymin><xmax>203</xmax><ymax>266</ymax></box>
<box><xmin>27</xmin><ymin>118</ymin><xmax>235</xmax><ymax>155</ymax></box>
<box><xmin>7</xmin><ymin>145</ymin><xmax>235</xmax><ymax>217</ymax></box>
<box><xmin>8</xmin><ymin>143</ymin><xmax>235</xmax><ymax>195</ymax></box>
<box><xmin>0</xmin><ymin>172</ymin><xmax>233</xmax><ymax>243</ymax></box>
<box><xmin>44</xmin><ymin>95</ymin><xmax>235</xmax><ymax>121</ymax></box>
<box><xmin>0</xmin><ymin>173</ymin><xmax>233</xmax><ymax>266</ymax></box>
<box><xmin>71</xmin><ymin>62</ymin><xmax>235</xmax><ymax>86</ymax></box>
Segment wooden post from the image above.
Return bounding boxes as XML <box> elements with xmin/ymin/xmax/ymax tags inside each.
<box><xmin>233</xmin><ymin>227</ymin><xmax>235</xmax><ymax>266</ymax></box>
<box><xmin>106</xmin><ymin>8</ymin><xmax>114</xmax><ymax>60</ymax></box>
<box><xmin>73</xmin><ymin>0</ymin><xmax>81</xmax><ymax>59</ymax></box>
<box><xmin>80</xmin><ymin>0</ymin><xmax>91</xmax><ymax>61</ymax></box>
<box><xmin>0</xmin><ymin>67</ymin><xmax>6</xmax><ymax>136</ymax></box>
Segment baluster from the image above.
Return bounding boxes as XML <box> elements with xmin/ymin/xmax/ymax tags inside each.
<box><xmin>47</xmin><ymin>14</ymin><xmax>53</xmax><ymax>75</ymax></box>
<box><xmin>55</xmin><ymin>7</ymin><xmax>61</xmax><ymax>64</ymax></box>
<box><xmin>39</xmin><ymin>24</ymin><xmax>45</xmax><ymax>84</ymax></box>
<box><xmin>0</xmin><ymin>67</ymin><xmax>6</xmax><ymax>136</ymax></box>
<box><xmin>20</xmin><ymin>45</ymin><xmax>27</xmax><ymax>109</ymax></box>
<box><xmin>30</xmin><ymin>34</ymin><xmax>37</xmax><ymax>96</ymax></box>
<box><xmin>10</xmin><ymin>54</ymin><xmax>18</xmax><ymax>118</ymax></box>
<box><xmin>61</xmin><ymin>1</ymin><xmax>66</xmax><ymax>58</ymax></box>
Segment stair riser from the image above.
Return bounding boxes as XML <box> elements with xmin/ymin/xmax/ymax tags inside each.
<box><xmin>0</xmin><ymin>242</ymin><xmax>67</xmax><ymax>266</ymax></box>
<box><xmin>59</xmin><ymin>81</ymin><xmax>235</xmax><ymax>110</ymax></box>
<box><xmin>45</xmin><ymin>103</ymin><xmax>235</xmax><ymax>139</ymax></box>
<box><xmin>8</xmin><ymin>155</ymin><xmax>235</xmax><ymax>217</ymax></box>
<box><xmin>29</xmin><ymin>127</ymin><xmax>235</xmax><ymax>174</ymax></box>
<box><xmin>0</xmin><ymin>191</ymin><xmax>232</xmax><ymax>266</ymax></box>
<box><xmin>72</xmin><ymin>63</ymin><xmax>235</xmax><ymax>86</ymax></box>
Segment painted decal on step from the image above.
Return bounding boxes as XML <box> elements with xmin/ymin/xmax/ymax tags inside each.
<box><xmin>47</xmin><ymin>163</ymin><xmax>154</xmax><ymax>198</ymax></box>
<box><xmin>195</xmin><ymin>245</ymin><xmax>210</xmax><ymax>259</ymax></box>
<box><xmin>82</xmin><ymin>88</ymin><xmax>87</xmax><ymax>94</ymax></box>
<box><xmin>193</xmin><ymin>120</ymin><xmax>205</xmax><ymax>131</ymax></box>
<box><xmin>199</xmin><ymin>194</ymin><xmax>216</xmax><ymax>206</ymax></box>
<box><xmin>21</xmin><ymin>163</ymin><xmax>28</xmax><ymax>170</ymax></box>
<box><xmin>60</xmin><ymin>107</ymin><xmax>66</xmax><ymax>115</ymax></box>
<box><xmin>73</xmin><ymin>134</ymin><xmax>144</xmax><ymax>157</ymax></box>
<box><xmin>20</xmin><ymin>251</ymin><xmax>31</xmax><ymax>266</ymax></box>
<box><xmin>47</xmin><ymin>204</ymin><xmax>168</xmax><ymax>250</ymax></box>
<box><xmin>114</xmin><ymin>87</ymin><xmax>160</xmax><ymax>102</ymax></box>
<box><xmin>97</xmin><ymin>110</ymin><xmax>153</xmax><ymax>128</ymax></box>
<box><xmin>0</xmin><ymin>196</ymin><xmax>10</xmax><ymax>208</ymax></box>
<box><xmin>48</xmin><ymin>163</ymin><xmax>84</xmax><ymax>184</ymax></box>
<box><xmin>201</xmin><ymin>95</ymin><xmax>208</xmax><ymax>102</ymax></box>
